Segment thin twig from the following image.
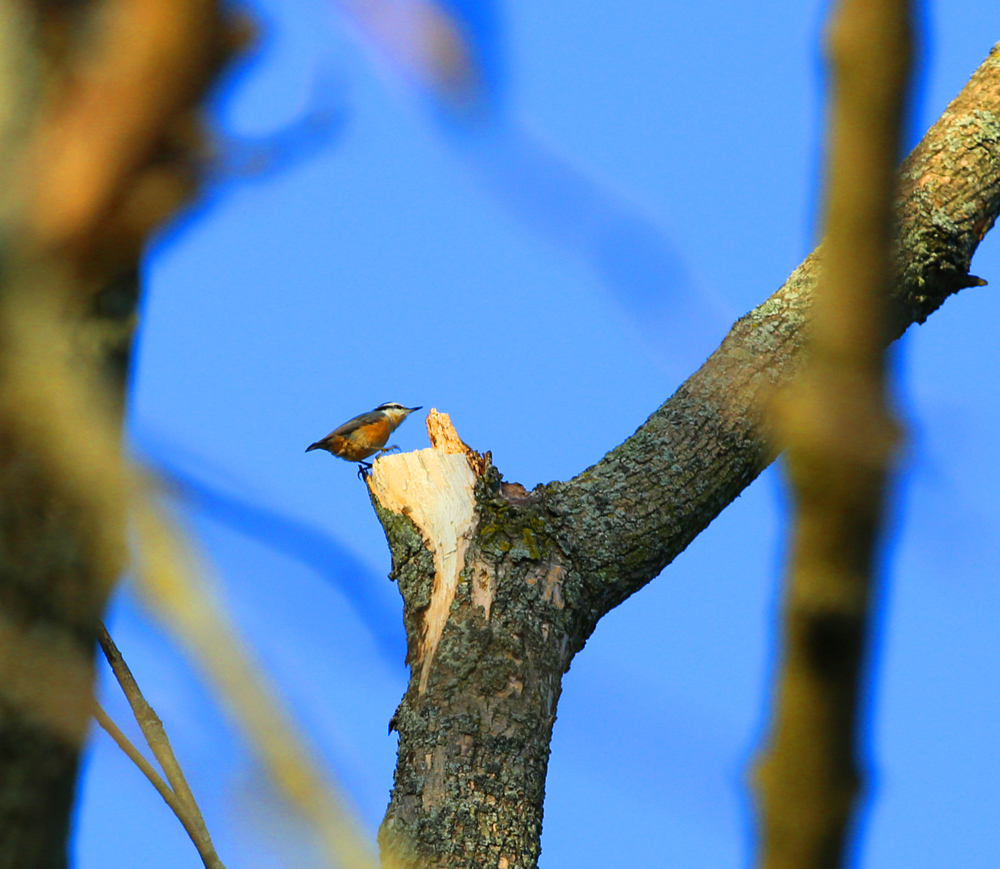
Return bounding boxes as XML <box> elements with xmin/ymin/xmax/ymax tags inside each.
<box><xmin>98</xmin><ymin>625</ymin><xmax>202</xmax><ymax>818</ymax></box>
<box><xmin>92</xmin><ymin>703</ymin><xmax>212</xmax><ymax>851</ymax></box>
<box><xmin>753</xmin><ymin>0</ymin><xmax>913</xmax><ymax>868</ymax></box>
<box><xmin>98</xmin><ymin>625</ymin><xmax>226</xmax><ymax>869</ymax></box>
<box><xmin>2</xmin><ymin>262</ymin><xmax>380</xmax><ymax>869</ymax></box>
<box><xmin>131</xmin><ymin>489</ymin><xmax>381</xmax><ymax>869</ymax></box>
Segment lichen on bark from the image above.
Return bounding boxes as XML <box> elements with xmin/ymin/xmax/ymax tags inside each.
<box><xmin>372</xmin><ymin>447</ymin><xmax>580</xmax><ymax>869</ymax></box>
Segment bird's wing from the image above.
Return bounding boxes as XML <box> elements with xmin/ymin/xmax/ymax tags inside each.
<box><xmin>326</xmin><ymin>411</ymin><xmax>382</xmax><ymax>439</ymax></box>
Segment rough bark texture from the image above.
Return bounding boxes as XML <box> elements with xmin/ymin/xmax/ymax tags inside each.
<box><xmin>374</xmin><ymin>43</ymin><xmax>1000</xmax><ymax>869</ymax></box>
<box><xmin>376</xmin><ymin>464</ymin><xmax>574</xmax><ymax>869</ymax></box>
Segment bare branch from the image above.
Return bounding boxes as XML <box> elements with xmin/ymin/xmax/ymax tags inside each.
<box><xmin>93</xmin><ymin>703</ymin><xmax>225</xmax><ymax>869</ymax></box>
<box><xmin>131</xmin><ymin>492</ymin><xmax>382</xmax><ymax>869</ymax></box>
<box><xmin>0</xmin><ymin>1</ymin><xmax>245</xmax><ymax>863</ymax></box>
<box><xmin>98</xmin><ymin>624</ymin><xmax>224</xmax><ymax>868</ymax></box>
<box><xmin>93</xmin><ymin>703</ymin><xmax>177</xmax><ymax>810</ymax></box>
<box><xmin>541</xmin><ymin>42</ymin><xmax>1000</xmax><ymax>628</ymax></box>
<box><xmin>752</xmin><ymin>0</ymin><xmax>913</xmax><ymax>865</ymax></box>
<box><xmin>371</xmin><ymin>44</ymin><xmax>1000</xmax><ymax>867</ymax></box>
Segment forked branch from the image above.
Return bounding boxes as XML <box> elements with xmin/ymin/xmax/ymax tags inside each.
<box><xmin>370</xmin><ymin>41</ymin><xmax>1000</xmax><ymax>869</ymax></box>
<box><xmin>97</xmin><ymin>624</ymin><xmax>225</xmax><ymax>869</ymax></box>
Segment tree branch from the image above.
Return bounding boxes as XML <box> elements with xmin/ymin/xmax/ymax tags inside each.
<box><xmin>93</xmin><ymin>703</ymin><xmax>225</xmax><ymax>869</ymax></box>
<box><xmin>0</xmin><ymin>1</ymin><xmax>243</xmax><ymax>865</ymax></box>
<box><xmin>752</xmin><ymin>0</ymin><xmax>912</xmax><ymax>864</ymax></box>
<box><xmin>98</xmin><ymin>623</ymin><xmax>225</xmax><ymax>869</ymax></box>
<box><xmin>543</xmin><ymin>42</ymin><xmax>1000</xmax><ymax>629</ymax></box>
<box><xmin>372</xmin><ymin>41</ymin><xmax>1000</xmax><ymax>869</ymax></box>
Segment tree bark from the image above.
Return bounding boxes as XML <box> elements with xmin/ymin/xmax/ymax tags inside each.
<box><xmin>372</xmin><ymin>43</ymin><xmax>1000</xmax><ymax>869</ymax></box>
<box><xmin>0</xmin><ymin>1</ymin><xmax>238</xmax><ymax>865</ymax></box>
<box><xmin>0</xmin><ymin>271</ymin><xmax>138</xmax><ymax>869</ymax></box>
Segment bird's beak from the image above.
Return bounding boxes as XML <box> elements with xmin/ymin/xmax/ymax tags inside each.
<box><xmin>406</xmin><ymin>406</ymin><xmax>422</xmax><ymax>414</ymax></box>
<box><xmin>305</xmin><ymin>442</ymin><xmax>322</xmax><ymax>452</ymax></box>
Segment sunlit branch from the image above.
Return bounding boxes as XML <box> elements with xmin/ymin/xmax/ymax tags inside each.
<box><xmin>93</xmin><ymin>701</ymin><xmax>225</xmax><ymax>869</ymax></box>
<box><xmin>752</xmin><ymin>0</ymin><xmax>913</xmax><ymax>867</ymax></box>
<box><xmin>98</xmin><ymin>623</ymin><xmax>223</xmax><ymax>868</ymax></box>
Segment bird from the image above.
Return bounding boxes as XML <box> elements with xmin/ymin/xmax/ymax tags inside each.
<box><xmin>306</xmin><ymin>402</ymin><xmax>422</xmax><ymax>473</ymax></box>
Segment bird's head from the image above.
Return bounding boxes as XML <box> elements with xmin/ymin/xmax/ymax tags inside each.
<box><xmin>376</xmin><ymin>402</ymin><xmax>422</xmax><ymax>425</ymax></box>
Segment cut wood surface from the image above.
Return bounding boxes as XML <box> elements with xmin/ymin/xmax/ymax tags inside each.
<box><xmin>368</xmin><ymin>411</ymin><xmax>481</xmax><ymax>693</ymax></box>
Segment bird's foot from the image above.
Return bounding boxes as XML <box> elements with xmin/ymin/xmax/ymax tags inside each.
<box><xmin>375</xmin><ymin>444</ymin><xmax>401</xmax><ymax>457</ymax></box>
<box><xmin>357</xmin><ymin>461</ymin><xmax>373</xmax><ymax>481</ymax></box>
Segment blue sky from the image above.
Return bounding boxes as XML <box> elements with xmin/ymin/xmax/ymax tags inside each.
<box><xmin>73</xmin><ymin>1</ymin><xmax>1000</xmax><ymax>867</ymax></box>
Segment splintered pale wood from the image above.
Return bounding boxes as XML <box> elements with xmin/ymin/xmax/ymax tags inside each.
<box><xmin>368</xmin><ymin>410</ymin><xmax>479</xmax><ymax>693</ymax></box>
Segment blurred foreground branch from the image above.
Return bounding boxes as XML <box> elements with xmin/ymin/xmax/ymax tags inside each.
<box><xmin>131</xmin><ymin>492</ymin><xmax>380</xmax><ymax>869</ymax></box>
<box><xmin>752</xmin><ymin>0</ymin><xmax>912</xmax><ymax>867</ymax></box>
<box><xmin>0</xmin><ymin>0</ymin><xmax>379</xmax><ymax>866</ymax></box>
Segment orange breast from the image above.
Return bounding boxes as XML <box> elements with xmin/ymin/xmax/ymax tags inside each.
<box><xmin>329</xmin><ymin>419</ymin><xmax>392</xmax><ymax>461</ymax></box>
<box><xmin>328</xmin><ymin>436</ymin><xmax>376</xmax><ymax>461</ymax></box>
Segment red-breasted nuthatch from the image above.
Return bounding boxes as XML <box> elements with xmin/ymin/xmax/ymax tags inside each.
<box><xmin>306</xmin><ymin>402</ymin><xmax>422</xmax><ymax>470</ymax></box>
